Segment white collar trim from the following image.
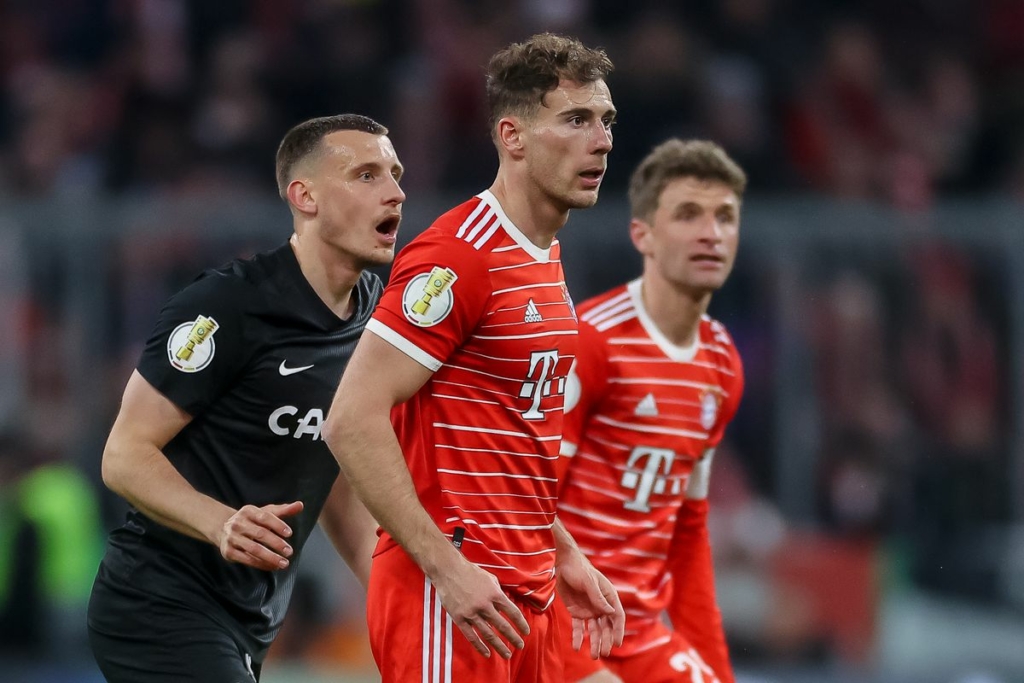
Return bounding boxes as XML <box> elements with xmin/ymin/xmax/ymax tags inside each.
<box><xmin>476</xmin><ymin>190</ymin><xmax>551</xmax><ymax>263</ymax></box>
<box><xmin>627</xmin><ymin>278</ymin><xmax>700</xmax><ymax>362</ymax></box>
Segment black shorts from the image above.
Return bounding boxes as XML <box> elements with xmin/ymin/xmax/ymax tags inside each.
<box><xmin>88</xmin><ymin>578</ymin><xmax>262</xmax><ymax>683</ymax></box>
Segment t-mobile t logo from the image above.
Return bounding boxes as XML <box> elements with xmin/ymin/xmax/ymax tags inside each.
<box><xmin>621</xmin><ymin>446</ymin><xmax>680</xmax><ymax>512</ymax></box>
<box><xmin>518</xmin><ymin>349</ymin><xmax>563</xmax><ymax>420</ymax></box>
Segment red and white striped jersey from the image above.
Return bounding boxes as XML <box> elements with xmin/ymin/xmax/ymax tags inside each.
<box><xmin>366</xmin><ymin>190</ymin><xmax>578</xmax><ymax>610</ymax></box>
<box><xmin>556</xmin><ymin>279</ymin><xmax>743</xmax><ymax>653</ymax></box>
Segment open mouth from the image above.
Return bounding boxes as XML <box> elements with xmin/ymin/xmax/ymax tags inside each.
<box><xmin>690</xmin><ymin>254</ymin><xmax>725</xmax><ymax>264</ymax></box>
<box><xmin>579</xmin><ymin>169</ymin><xmax>605</xmax><ymax>182</ymax></box>
<box><xmin>375</xmin><ymin>216</ymin><xmax>400</xmax><ymax>237</ymax></box>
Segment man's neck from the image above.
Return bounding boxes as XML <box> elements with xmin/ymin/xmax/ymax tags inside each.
<box><xmin>488</xmin><ymin>174</ymin><xmax>568</xmax><ymax>249</ymax></box>
<box><xmin>289</xmin><ymin>233</ymin><xmax>359</xmax><ymax>320</ymax></box>
<box><xmin>639</xmin><ymin>272</ymin><xmax>710</xmax><ymax>348</ymax></box>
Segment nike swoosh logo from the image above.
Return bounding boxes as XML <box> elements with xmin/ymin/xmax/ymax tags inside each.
<box><xmin>279</xmin><ymin>361</ymin><xmax>314</xmax><ymax>376</ymax></box>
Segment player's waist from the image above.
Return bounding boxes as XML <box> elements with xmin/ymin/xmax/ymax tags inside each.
<box><xmin>376</xmin><ymin>529</ymin><xmax>557</xmax><ymax>612</ymax></box>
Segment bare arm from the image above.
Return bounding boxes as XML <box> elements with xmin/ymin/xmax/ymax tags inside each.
<box><xmin>102</xmin><ymin>370</ymin><xmax>301</xmax><ymax>571</ymax></box>
<box><xmin>318</xmin><ymin>472</ymin><xmax>378</xmax><ymax>588</ymax></box>
<box><xmin>323</xmin><ymin>331</ymin><xmax>529</xmax><ymax>658</ymax></box>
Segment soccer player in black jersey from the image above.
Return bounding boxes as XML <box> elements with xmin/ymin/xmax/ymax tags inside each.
<box><xmin>87</xmin><ymin>114</ymin><xmax>405</xmax><ymax>682</ymax></box>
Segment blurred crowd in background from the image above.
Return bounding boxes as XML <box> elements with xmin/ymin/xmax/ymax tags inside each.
<box><xmin>1</xmin><ymin>1</ymin><xmax>1023</xmax><ymax>682</ymax></box>
<box><xmin>1</xmin><ymin>0</ymin><xmax>1023</xmax><ymax>202</ymax></box>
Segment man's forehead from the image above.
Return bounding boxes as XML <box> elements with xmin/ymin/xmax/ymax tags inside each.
<box><xmin>661</xmin><ymin>177</ymin><xmax>740</xmax><ymax>205</ymax></box>
<box><xmin>544</xmin><ymin>78</ymin><xmax>614</xmax><ymax>111</ymax></box>
<box><xmin>322</xmin><ymin>130</ymin><xmax>396</xmax><ymax>163</ymax></box>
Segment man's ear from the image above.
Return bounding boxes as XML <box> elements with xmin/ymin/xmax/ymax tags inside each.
<box><xmin>496</xmin><ymin>116</ymin><xmax>526</xmax><ymax>161</ymax></box>
<box><xmin>286</xmin><ymin>178</ymin><xmax>316</xmax><ymax>216</ymax></box>
<box><xmin>629</xmin><ymin>217</ymin><xmax>653</xmax><ymax>257</ymax></box>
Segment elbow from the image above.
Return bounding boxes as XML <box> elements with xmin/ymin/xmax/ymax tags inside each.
<box><xmin>100</xmin><ymin>441</ymin><xmax>128</xmax><ymax>497</ymax></box>
<box><xmin>322</xmin><ymin>405</ymin><xmax>352</xmax><ymax>461</ymax></box>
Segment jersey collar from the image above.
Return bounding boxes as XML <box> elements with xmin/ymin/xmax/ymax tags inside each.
<box><xmin>476</xmin><ymin>190</ymin><xmax>552</xmax><ymax>263</ymax></box>
<box><xmin>627</xmin><ymin>278</ymin><xmax>700</xmax><ymax>363</ymax></box>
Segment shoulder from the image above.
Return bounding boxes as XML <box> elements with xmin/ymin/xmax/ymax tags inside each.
<box><xmin>576</xmin><ymin>283</ymin><xmax>633</xmax><ymax>336</ymax></box>
<box><xmin>699</xmin><ymin>315</ymin><xmax>742</xmax><ymax>372</ymax></box>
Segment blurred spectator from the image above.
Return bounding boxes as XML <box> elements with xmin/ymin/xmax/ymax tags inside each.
<box><xmin>0</xmin><ymin>432</ymin><xmax>104</xmax><ymax>658</ymax></box>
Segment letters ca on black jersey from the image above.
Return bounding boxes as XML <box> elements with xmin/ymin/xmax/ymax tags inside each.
<box><xmin>99</xmin><ymin>242</ymin><xmax>382</xmax><ymax>657</ymax></box>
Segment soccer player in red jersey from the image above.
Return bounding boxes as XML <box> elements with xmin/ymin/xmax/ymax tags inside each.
<box><xmin>324</xmin><ymin>34</ymin><xmax>625</xmax><ymax>683</ymax></box>
<box><xmin>553</xmin><ymin>139</ymin><xmax>747</xmax><ymax>683</ymax></box>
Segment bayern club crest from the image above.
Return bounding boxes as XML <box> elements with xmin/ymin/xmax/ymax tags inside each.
<box><xmin>699</xmin><ymin>390</ymin><xmax>720</xmax><ymax>430</ymax></box>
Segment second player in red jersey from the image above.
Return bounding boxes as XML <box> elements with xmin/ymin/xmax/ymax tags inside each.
<box><xmin>325</xmin><ymin>34</ymin><xmax>624</xmax><ymax>683</ymax></box>
<box><xmin>554</xmin><ymin>139</ymin><xmax>748</xmax><ymax>683</ymax></box>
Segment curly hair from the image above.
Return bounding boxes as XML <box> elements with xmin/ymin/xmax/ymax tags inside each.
<box><xmin>485</xmin><ymin>33</ymin><xmax>613</xmax><ymax>136</ymax></box>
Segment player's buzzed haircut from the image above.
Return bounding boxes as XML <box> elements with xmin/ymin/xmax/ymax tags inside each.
<box><xmin>629</xmin><ymin>139</ymin><xmax>748</xmax><ymax>221</ymax></box>
<box><xmin>275</xmin><ymin>114</ymin><xmax>388</xmax><ymax>199</ymax></box>
<box><xmin>485</xmin><ymin>33</ymin><xmax>614</xmax><ymax>139</ymax></box>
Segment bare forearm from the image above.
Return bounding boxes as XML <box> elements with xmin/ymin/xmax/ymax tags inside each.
<box><xmin>325</xmin><ymin>411</ymin><xmax>462</xmax><ymax>581</ymax></box>
<box><xmin>553</xmin><ymin>517</ymin><xmax>583</xmax><ymax>564</ymax></box>
<box><xmin>320</xmin><ymin>477</ymin><xmax>379</xmax><ymax>587</ymax></box>
<box><xmin>103</xmin><ymin>440</ymin><xmax>232</xmax><ymax>544</ymax></box>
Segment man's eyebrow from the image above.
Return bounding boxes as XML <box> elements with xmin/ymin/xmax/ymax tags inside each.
<box><xmin>558</xmin><ymin>106</ymin><xmax>618</xmax><ymax>119</ymax></box>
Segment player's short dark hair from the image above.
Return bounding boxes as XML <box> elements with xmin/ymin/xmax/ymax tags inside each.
<box><xmin>628</xmin><ymin>139</ymin><xmax>748</xmax><ymax>221</ymax></box>
<box><xmin>275</xmin><ymin>114</ymin><xmax>388</xmax><ymax>200</ymax></box>
<box><xmin>485</xmin><ymin>33</ymin><xmax>613</xmax><ymax>138</ymax></box>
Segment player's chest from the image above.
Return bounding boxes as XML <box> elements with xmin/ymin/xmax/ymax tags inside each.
<box><xmin>232</xmin><ymin>333</ymin><xmax>354</xmax><ymax>441</ymax></box>
<box><xmin>599</xmin><ymin>355</ymin><xmax>724</xmax><ymax>452</ymax></box>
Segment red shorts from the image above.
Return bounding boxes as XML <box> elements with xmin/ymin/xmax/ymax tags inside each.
<box><xmin>553</xmin><ymin>596</ymin><xmax>721</xmax><ymax>683</ymax></box>
<box><xmin>367</xmin><ymin>543</ymin><xmax>563</xmax><ymax>683</ymax></box>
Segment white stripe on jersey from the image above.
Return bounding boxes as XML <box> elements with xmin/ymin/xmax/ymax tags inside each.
<box><xmin>440</xmin><ymin>362</ymin><xmax>528</xmax><ymax>383</ymax></box>
<box><xmin>437</xmin><ymin>444</ymin><xmax>560</xmax><ymax>459</ymax></box>
<box><xmin>492</xmin><ymin>244</ymin><xmax>523</xmax><ymax>253</ymax></box>
<box><xmin>443</xmin><ymin>504</ymin><xmax>556</xmax><ymax>517</ymax></box>
<box><xmin>433</xmin><ymin>423</ymin><xmax>562</xmax><ymax>441</ymax></box>
<box><xmin>594</xmin><ymin>310</ymin><xmax>639</xmax><ymax>331</ymax></box>
<box><xmin>430</xmin><ymin>393</ymin><xmax>502</xmax><ymax>407</ymax></box>
<box><xmin>575</xmin><ymin>451</ymin><xmax>639</xmax><ymax>473</ymax></box>
<box><xmin>608</xmin><ymin>376</ymin><xmax>723</xmax><ymax>392</ymax></box>
<box><xmin>593</xmin><ymin>414</ymin><xmax>707</xmax><ymax>440</ymax></box>
<box><xmin>490</xmin><ymin>547</ymin><xmax>558</xmax><ymax>557</ymax></box>
<box><xmin>441</xmin><ymin>489</ymin><xmax>558</xmax><ymax>501</ymax></box>
<box><xmin>463</xmin><ymin>208</ymin><xmax>496</xmax><ymax>243</ymax></box>
<box><xmin>581</xmin><ymin>290</ymin><xmax>631</xmax><ymax>321</ymax></box>
<box><xmin>438</xmin><ymin>468</ymin><xmax>557</xmax><ymax>482</ymax></box>
<box><xmin>443</xmin><ymin>612</ymin><xmax>453</xmax><ymax>683</ymax></box>
<box><xmin>479</xmin><ymin>315</ymin><xmax>577</xmax><ymax>330</ymax></box>
<box><xmin>471</xmin><ymin>216</ymin><xmax>501</xmax><ymax>249</ymax></box>
<box><xmin>422</xmin><ymin>579</ymin><xmax>431</xmax><ymax>683</ymax></box>
<box><xmin>583</xmin><ymin>298</ymin><xmax>633</xmax><ymax>326</ymax></box>
<box><xmin>492</xmin><ymin>281</ymin><xmax>566</xmax><ymax>296</ymax></box>
<box><xmin>449</xmin><ymin>518</ymin><xmax>556</xmax><ymax>531</ymax></box>
<box><xmin>559</xmin><ymin>503</ymin><xmax>657</xmax><ymax>529</ymax></box>
<box><xmin>366</xmin><ymin>320</ymin><xmax>442</xmax><ymax>371</ymax></box>
<box><xmin>568</xmin><ymin>527</ymin><xmax>628</xmax><ymax>542</ymax></box>
<box><xmin>471</xmin><ymin>329</ymin><xmax>578</xmax><ymax>341</ymax></box>
<box><xmin>564</xmin><ymin>476</ymin><xmax>631</xmax><ymax>502</ymax></box>
<box><xmin>489</xmin><ymin>260</ymin><xmax>561</xmax><ymax>273</ymax></box>
<box><xmin>455</xmin><ymin>201</ymin><xmax>489</xmax><ymax>238</ymax></box>
<box><xmin>608</xmin><ymin>337</ymin><xmax>659</xmax><ymax>345</ymax></box>
<box><xmin>559</xmin><ymin>440</ymin><xmax>578</xmax><ymax>456</ymax></box>
<box><xmin>433</xmin><ymin>378</ymin><xmax>518</xmax><ymax>399</ymax></box>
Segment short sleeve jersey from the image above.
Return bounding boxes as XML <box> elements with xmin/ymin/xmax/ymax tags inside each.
<box><xmin>366</xmin><ymin>191</ymin><xmax>578</xmax><ymax>610</ymax></box>
<box><xmin>90</xmin><ymin>243</ymin><xmax>382</xmax><ymax>660</ymax></box>
<box><xmin>556</xmin><ymin>279</ymin><xmax>743</xmax><ymax>653</ymax></box>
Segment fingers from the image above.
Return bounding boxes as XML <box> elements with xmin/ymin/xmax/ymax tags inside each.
<box><xmin>572</xmin><ymin>617</ymin><xmax>585</xmax><ymax>652</ymax></box>
<box><xmin>493</xmin><ymin>596</ymin><xmax>529</xmax><ymax>647</ymax></box>
<box><xmin>454</xmin><ymin>618</ymin><xmax>494</xmax><ymax>658</ymax></box>
<box><xmin>219</xmin><ymin>502</ymin><xmax>303</xmax><ymax>570</ymax></box>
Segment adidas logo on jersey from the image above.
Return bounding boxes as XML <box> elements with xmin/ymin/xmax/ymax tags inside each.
<box><xmin>524</xmin><ymin>298</ymin><xmax>543</xmax><ymax>323</ymax></box>
<box><xmin>634</xmin><ymin>393</ymin><xmax>659</xmax><ymax>417</ymax></box>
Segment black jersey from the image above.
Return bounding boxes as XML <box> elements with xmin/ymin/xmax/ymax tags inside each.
<box><xmin>91</xmin><ymin>242</ymin><xmax>381</xmax><ymax>660</ymax></box>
